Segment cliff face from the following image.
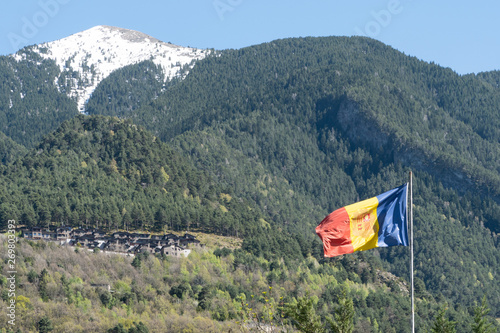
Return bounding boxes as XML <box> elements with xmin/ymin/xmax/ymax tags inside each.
<box><xmin>337</xmin><ymin>98</ymin><xmax>477</xmax><ymax>195</ymax></box>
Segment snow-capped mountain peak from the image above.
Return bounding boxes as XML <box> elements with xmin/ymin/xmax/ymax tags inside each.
<box><xmin>13</xmin><ymin>25</ymin><xmax>208</xmax><ymax>113</ymax></box>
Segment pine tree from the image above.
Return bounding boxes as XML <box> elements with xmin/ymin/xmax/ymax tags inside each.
<box><xmin>284</xmin><ymin>294</ymin><xmax>325</xmax><ymax>333</ymax></box>
<box><xmin>38</xmin><ymin>269</ymin><xmax>50</xmax><ymax>302</ymax></box>
<box><xmin>431</xmin><ymin>306</ymin><xmax>456</xmax><ymax>333</ymax></box>
<box><xmin>327</xmin><ymin>289</ymin><xmax>355</xmax><ymax>333</ymax></box>
<box><xmin>471</xmin><ymin>296</ymin><xmax>495</xmax><ymax>333</ymax></box>
<box><xmin>37</xmin><ymin>316</ymin><xmax>54</xmax><ymax>332</ymax></box>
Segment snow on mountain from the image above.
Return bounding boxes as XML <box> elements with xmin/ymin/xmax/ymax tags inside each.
<box><xmin>12</xmin><ymin>25</ymin><xmax>208</xmax><ymax>113</ymax></box>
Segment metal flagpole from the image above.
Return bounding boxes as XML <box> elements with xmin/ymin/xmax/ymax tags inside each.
<box><xmin>409</xmin><ymin>171</ymin><xmax>414</xmax><ymax>333</ymax></box>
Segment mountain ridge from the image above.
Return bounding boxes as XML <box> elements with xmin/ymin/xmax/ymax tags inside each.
<box><xmin>11</xmin><ymin>25</ymin><xmax>208</xmax><ymax>113</ymax></box>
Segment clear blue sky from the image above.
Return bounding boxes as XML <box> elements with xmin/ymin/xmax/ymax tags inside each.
<box><xmin>0</xmin><ymin>0</ymin><xmax>498</xmax><ymax>75</ymax></box>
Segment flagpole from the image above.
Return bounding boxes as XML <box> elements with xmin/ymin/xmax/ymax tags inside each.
<box><xmin>409</xmin><ymin>171</ymin><xmax>414</xmax><ymax>333</ymax></box>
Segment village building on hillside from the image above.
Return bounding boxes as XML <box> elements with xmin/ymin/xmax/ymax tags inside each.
<box><xmin>20</xmin><ymin>226</ymin><xmax>201</xmax><ymax>257</ymax></box>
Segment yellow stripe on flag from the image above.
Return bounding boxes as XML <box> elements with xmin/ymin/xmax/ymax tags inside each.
<box><xmin>344</xmin><ymin>197</ymin><xmax>379</xmax><ymax>252</ymax></box>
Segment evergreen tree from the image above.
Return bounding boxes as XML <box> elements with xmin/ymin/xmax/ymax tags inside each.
<box><xmin>327</xmin><ymin>289</ymin><xmax>355</xmax><ymax>333</ymax></box>
<box><xmin>37</xmin><ymin>316</ymin><xmax>54</xmax><ymax>333</ymax></box>
<box><xmin>431</xmin><ymin>306</ymin><xmax>456</xmax><ymax>333</ymax></box>
<box><xmin>471</xmin><ymin>297</ymin><xmax>495</xmax><ymax>333</ymax></box>
<box><xmin>284</xmin><ymin>294</ymin><xmax>325</xmax><ymax>333</ymax></box>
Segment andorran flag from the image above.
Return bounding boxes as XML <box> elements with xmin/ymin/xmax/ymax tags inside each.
<box><xmin>316</xmin><ymin>184</ymin><xmax>408</xmax><ymax>257</ymax></box>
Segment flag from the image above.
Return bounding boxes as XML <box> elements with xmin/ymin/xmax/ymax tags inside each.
<box><xmin>316</xmin><ymin>184</ymin><xmax>408</xmax><ymax>257</ymax></box>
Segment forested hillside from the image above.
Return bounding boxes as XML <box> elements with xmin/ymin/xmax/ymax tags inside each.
<box><xmin>107</xmin><ymin>37</ymin><xmax>500</xmax><ymax>201</ymax></box>
<box><xmin>85</xmin><ymin>36</ymin><xmax>500</xmax><ymax>317</ymax></box>
<box><xmin>475</xmin><ymin>70</ymin><xmax>500</xmax><ymax>89</ymax></box>
<box><xmin>0</xmin><ymin>50</ymin><xmax>78</xmax><ymax>148</ymax></box>
<box><xmin>1</xmin><ymin>34</ymin><xmax>499</xmax><ymax>331</ymax></box>
<box><xmin>1</xmin><ymin>235</ymin><xmax>495</xmax><ymax>332</ymax></box>
<box><xmin>85</xmin><ymin>61</ymin><xmax>171</xmax><ymax>117</ymax></box>
<box><xmin>0</xmin><ymin>130</ymin><xmax>26</xmax><ymax>164</ymax></box>
<box><xmin>0</xmin><ymin>115</ymin><xmax>276</xmax><ymax>242</ymax></box>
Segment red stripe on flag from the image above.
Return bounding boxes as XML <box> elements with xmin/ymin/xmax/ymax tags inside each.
<box><xmin>315</xmin><ymin>207</ymin><xmax>353</xmax><ymax>257</ymax></box>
